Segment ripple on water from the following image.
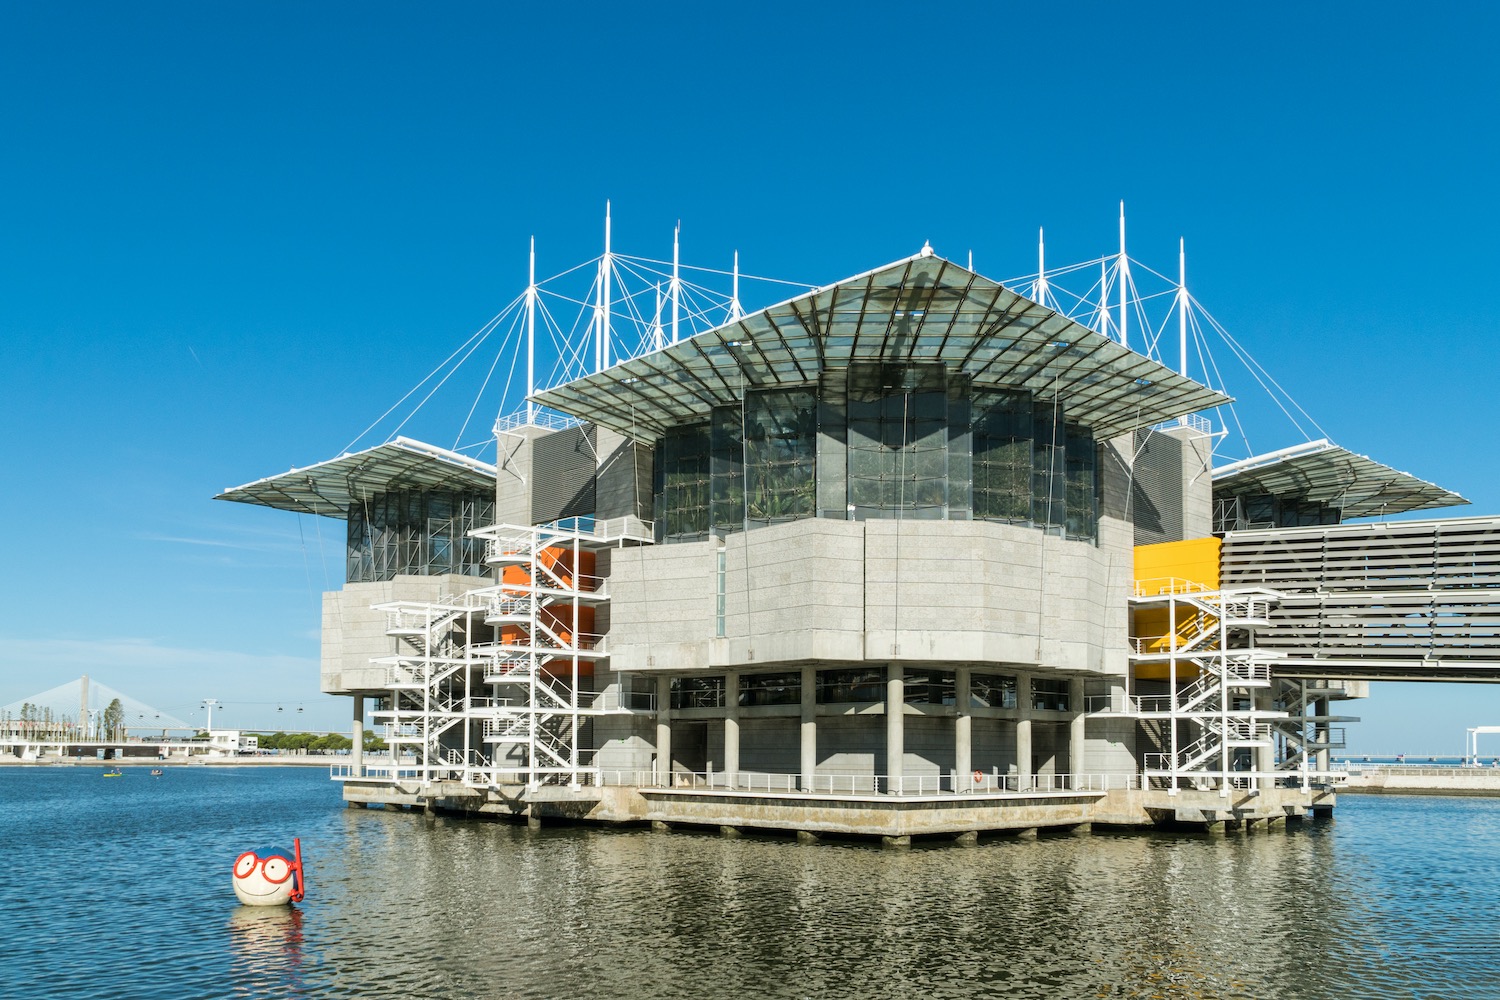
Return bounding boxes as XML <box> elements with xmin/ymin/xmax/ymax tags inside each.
<box><xmin>3</xmin><ymin>770</ymin><xmax>1498</xmax><ymax>999</ymax></box>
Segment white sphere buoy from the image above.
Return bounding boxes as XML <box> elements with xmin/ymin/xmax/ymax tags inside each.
<box><xmin>232</xmin><ymin>838</ymin><xmax>305</xmax><ymax>906</ymax></box>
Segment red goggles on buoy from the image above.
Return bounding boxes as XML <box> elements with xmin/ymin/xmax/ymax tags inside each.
<box><xmin>234</xmin><ymin>849</ymin><xmax>298</xmax><ymax>884</ymax></box>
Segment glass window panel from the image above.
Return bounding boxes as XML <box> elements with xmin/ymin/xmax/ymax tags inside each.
<box><xmin>744</xmin><ymin>387</ymin><xmax>817</xmax><ymax>526</ymax></box>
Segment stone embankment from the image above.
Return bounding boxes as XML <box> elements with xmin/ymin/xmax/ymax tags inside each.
<box><xmin>1340</xmin><ymin>767</ymin><xmax>1500</xmax><ymax>796</ymax></box>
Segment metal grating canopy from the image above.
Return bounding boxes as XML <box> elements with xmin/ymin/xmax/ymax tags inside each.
<box><xmin>531</xmin><ymin>252</ymin><xmax>1232</xmax><ymax>441</ymax></box>
<box><xmin>215</xmin><ymin>437</ymin><xmax>496</xmax><ymax>518</ymax></box>
<box><xmin>1212</xmin><ymin>439</ymin><xmax>1467</xmax><ymax>519</ymax></box>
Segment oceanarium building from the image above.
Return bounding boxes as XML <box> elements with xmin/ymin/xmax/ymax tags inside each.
<box><xmin>221</xmin><ymin>245</ymin><xmax>1495</xmax><ymax>838</ymax></box>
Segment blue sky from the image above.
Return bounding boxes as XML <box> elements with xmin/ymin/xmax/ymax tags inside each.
<box><xmin>2</xmin><ymin>3</ymin><xmax>1497</xmax><ymax>751</ymax></box>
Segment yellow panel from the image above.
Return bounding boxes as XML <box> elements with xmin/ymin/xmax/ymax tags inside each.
<box><xmin>1133</xmin><ymin>537</ymin><xmax>1221</xmax><ymax>596</ymax></box>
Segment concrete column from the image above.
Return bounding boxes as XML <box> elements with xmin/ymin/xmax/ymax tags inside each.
<box><xmin>1255</xmin><ymin>687</ymin><xmax>1276</xmax><ymax>791</ymax></box>
<box><xmin>724</xmin><ymin>671</ymin><xmax>740</xmax><ymax>789</ymax></box>
<box><xmin>886</xmin><ymin>663</ymin><xmax>904</xmax><ymax>794</ymax></box>
<box><xmin>655</xmin><ymin>674</ymin><xmax>672</xmax><ymax>787</ymax></box>
<box><xmin>351</xmin><ymin>694</ymin><xmax>365</xmax><ymax>776</ymax></box>
<box><xmin>955</xmin><ymin>667</ymin><xmax>973</xmax><ymax>790</ymax></box>
<box><xmin>1015</xmin><ymin>672</ymin><xmax>1032</xmax><ymax>791</ymax></box>
<box><xmin>1069</xmin><ymin>677</ymin><xmax>1086</xmax><ymax>781</ymax></box>
<box><xmin>800</xmin><ymin>665</ymin><xmax>817</xmax><ymax>792</ymax></box>
<box><xmin>1315</xmin><ymin>696</ymin><xmax>1331</xmax><ymax>773</ymax></box>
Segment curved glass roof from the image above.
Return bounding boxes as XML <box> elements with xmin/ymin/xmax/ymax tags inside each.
<box><xmin>532</xmin><ymin>251</ymin><xmax>1231</xmax><ymax>441</ymax></box>
<box><xmin>1212</xmin><ymin>439</ymin><xmax>1467</xmax><ymax>519</ymax></box>
<box><xmin>215</xmin><ymin>437</ymin><xmax>496</xmax><ymax>518</ymax></box>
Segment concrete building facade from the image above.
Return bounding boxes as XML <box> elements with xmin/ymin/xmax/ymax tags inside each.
<box><xmin>219</xmin><ymin>248</ymin><xmax>1484</xmax><ymax>838</ymax></box>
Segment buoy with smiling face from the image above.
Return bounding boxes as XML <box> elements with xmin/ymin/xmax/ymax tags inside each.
<box><xmin>232</xmin><ymin>838</ymin><xmax>305</xmax><ymax>906</ymax></box>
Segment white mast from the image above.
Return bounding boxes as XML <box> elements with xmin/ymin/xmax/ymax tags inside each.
<box><xmin>967</xmin><ymin>249</ymin><xmax>973</xmax><ymax>271</ymax></box>
<box><xmin>598</xmin><ymin>202</ymin><xmax>612</xmax><ymax>372</ymax></box>
<box><xmin>1118</xmin><ymin>201</ymin><xmax>1129</xmax><ymax>350</ymax></box>
<box><xmin>729</xmin><ymin>250</ymin><xmax>743</xmax><ymax>322</ymax></box>
<box><xmin>650</xmin><ymin>283</ymin><xmax>666</xmax><ymax>351</ymax></box>
<box><xmin>1098</xmin><ymin>260</ymin><xmax>1111</xmax><ymax>338</ymax></box>
<box><xmin>1178</xmin><ymin>237</ymin><xmax>1188</xmax><ymax>378</ymax></box>
<box><xmin>1033</xmin><ymin>227</ymin><xmax>1050</xmax><ymax>306</ymax></box>
<box><xmin>526</xmin><ymin>237</ymin><xmax>536</xmax><ymax>422</ymax></box>
<box><xmin>671</xmin><ymin>223</ymin><xmax>681</xmax><ymax>343</ymax></box>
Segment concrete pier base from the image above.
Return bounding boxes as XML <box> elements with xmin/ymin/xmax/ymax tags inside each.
<box><xmin>882</xmin><ymin>835</ymin><xmax>910</xmax><ymax>849</ymax></box>
<box><xmin>335</xmin><ymin>780</ymin><xmax>1340</xmax><ymax>843</ymax></box>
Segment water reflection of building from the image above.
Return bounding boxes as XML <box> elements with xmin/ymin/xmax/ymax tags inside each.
<box><xmin>220</xmin><ymin>241</ymin><xmax>1495</xmax><ymax>838</ymax></box>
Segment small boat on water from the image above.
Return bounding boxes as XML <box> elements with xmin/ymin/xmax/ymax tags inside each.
<box><xmin>150</xmin><ymin>769</ymin><xmax>164</xmax><ymax>777</ymax></box>
<box><xmin>102</xmin><ymin>768</ymin><xmax>123</xmax><ymax>778</ymax></box>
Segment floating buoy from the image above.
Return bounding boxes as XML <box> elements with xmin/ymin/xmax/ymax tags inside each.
<box><xmin>232</xmin><ymin>838</ymin><xmax>305</xmax><ymax>906</ymax></box>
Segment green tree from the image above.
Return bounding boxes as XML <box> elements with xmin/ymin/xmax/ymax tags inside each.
<box><xmin>101</xmin><ymin>699</ymin><xmax>124</xmax><ymax>740</ymax></box>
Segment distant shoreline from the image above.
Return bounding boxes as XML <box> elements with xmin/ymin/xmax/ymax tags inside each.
<box><xmin>0</xmin><ymin>756</ymin><xmax>336</xmax><ymax>768</ymax></box>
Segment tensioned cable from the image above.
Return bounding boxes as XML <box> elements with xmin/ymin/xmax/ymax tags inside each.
<box><xmin>383</xmin><ymin>311</ymin><xmax>510</xmax><ymax>444</ymax></box>
<box><xmin>615</xmin><ymin>254</ymin><xmax>814</xmax><ymax>289</ymax></box>
<box><xmin>453</xmin><ymin>305</ymin><xmax>525</xmax><ymax>452</ymax></box>
<box><xmin>339</xmin><ymin>297</ymin><xmax>521</xmax><ymax>454</ymax></box>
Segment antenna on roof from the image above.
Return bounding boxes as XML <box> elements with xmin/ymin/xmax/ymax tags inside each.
<box><xmin>650</xmin><ymin>283</ymin><xmax>666</xmax><ymax>352</ymax></box>
<box><xmin>1097</xmin><ymin>259</ymin><xmax>1112</xmax><ymax>338</ymax></box>
<box><xmin>968</xmin><ymin>250</ymin><xmax>973</xmax><ymax>271</ymax></box>
<box><xmin>526</xmin><ymin>237</ymin><xmax>537</xmax><ymax>422</ymax></box>
<box><xmin>1118</xmin><ymin>201</ymin><xmax>1129</xmax><ymax>350</ymax></box>
<box><xmin>729</xmin><ymin>250</ymin><xmax>743</xmax><ymax>323</ymax></box>
<box><xmin>1032</xmin><ymin>227</ymin><xmax>1050</xmax><ymax>307</ymax></box>
<box><xmin>598</xmin><ymin>202</ymin><xmax>613</xmax><ymax>372</ymax></box>
<box><xmin>1178</xmin><ymin>237</ymin><xmax>1188</xmax><ymax>379</ymax></box>
<box><xmin>671</xmin><ymin>223</ymin><xmax>682</xmax><ymax>344</ymax></box>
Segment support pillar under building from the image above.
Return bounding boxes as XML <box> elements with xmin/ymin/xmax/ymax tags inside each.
<box><xmin>1255</xmin><ymin>687</ymin><xmax>1276</xmax><ymax>791</ymax></box>
<box><xmin>800</xmin><ymin>665</ymin><xmax>816</xmax><ymax>792</ymax></box>
<box><xmin>655</xmin><ymin>674</ymin><xmax>672</xmax><ymax>787</ymax></box>
<box><xmin>1315</xmin><ymin>696</ymin><xmax>1331</xmax><ymax>773</ymax></box>
<box><xmin>955</xmin><ymin>666</ymin><xmax>973</xmax><ymax>790</ymax></box>
<box><xmin>351</xmin><ymin>694</ymin><xmax>364</xmax><ymax>776</ymax></box>
<box><xmin>886</xmin><ymin>663</ymin><xmax>904</xmax><ymax>793</ymax></box>
<box><xmin>1016</xmin><ymin>672</ymin><xmax>1032</xmax><ymax>790</ymax></box>
<box><xmin>1068</xmin><ymin>677</ymin><xmax>1085</xmax><ymax>779</ymax></box>
<box><xmin>724</xmin><ymin>671</ymin><xmax>739</xmax><ymax>788</ymax></box>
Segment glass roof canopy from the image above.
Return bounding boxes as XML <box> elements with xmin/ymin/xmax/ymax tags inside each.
<box><xmin>531</xmin><ymin>252</ymin><xmax>1232</xmax><ymax>442</ymax></box>
<box><xmin>216</xmin><ymin>437</ymin><xmax>496</xmax><ymax>518</ymax></box>
<box><xmin>1212</xmin><ymin>439</ymin><xmax>1467</xmax><ymax>519</ymax></box>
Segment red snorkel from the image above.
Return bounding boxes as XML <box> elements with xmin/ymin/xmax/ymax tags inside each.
<box><xmin>289</xmin><ymin>837</ymin><xmax>305</xmax><ymax>903</ymax></box>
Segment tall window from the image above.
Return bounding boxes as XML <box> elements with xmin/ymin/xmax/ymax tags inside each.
<box><xmin>846</xmin><ymin>362</ymin><xmax>948</xmax><ymax>519</ymax></box>
<box><xmin>653</xmin><ymin>425</ymin><xmax>711</xmax><ymax>542</ymax></box>
<box><xmin>346</xmin><ymin>489</ymin><xmax>494</xmax><ymax>583</ymax></box>
<box><xmin>743</xmin><ymin>388</ymin><xmax>817</xmax><ymax>526</ymax></box>
<box><xmin>972</xmin><ymin>389</ymin><xmax>1033</xmax><ymax>522</ymax></box>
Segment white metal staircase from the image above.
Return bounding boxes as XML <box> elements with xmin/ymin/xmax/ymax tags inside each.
<box><xmin>363</xmin><ymin>518</ymin><xmax>639</xmax><ymax>791</ymax></box>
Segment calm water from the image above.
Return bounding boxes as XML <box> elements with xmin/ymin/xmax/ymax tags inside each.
<box><xmin>2</xmin><ymin>767</ymin><xmax>1497</xmax><ymax>999</ymax></box>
